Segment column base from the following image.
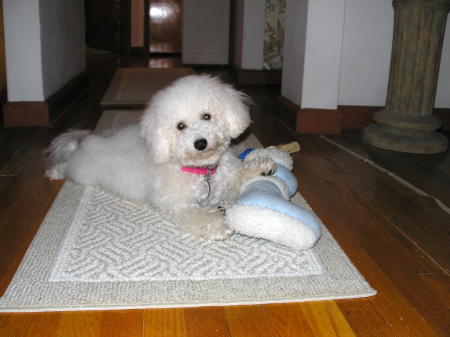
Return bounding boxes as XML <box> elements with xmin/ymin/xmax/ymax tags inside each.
<box><xmin>362</xmin><ymin>123</ymin><xmax>448</xmax><ymax>154</ymax></box>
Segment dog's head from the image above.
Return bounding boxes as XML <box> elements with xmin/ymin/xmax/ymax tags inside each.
<box><xmin>140</xmin><ymin>75</ymin><xmax>251</xmax><ymax>165</ymax></box>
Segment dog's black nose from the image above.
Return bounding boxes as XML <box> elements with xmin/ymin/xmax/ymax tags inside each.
<box><xmin>194</xmin><ymin>138</ymin><xmax>208</xmax><ymax>151</ymax></box>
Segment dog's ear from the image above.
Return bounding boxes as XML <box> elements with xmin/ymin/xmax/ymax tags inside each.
<box><xmin>224</xmin><ymin>87</ymin><xmax>252</xmax><ymax>139</ymax></box>
<box><xmin>140</xmin><ymin>106</ymin><xmax>171</xmax><ymax>164</ymax></box>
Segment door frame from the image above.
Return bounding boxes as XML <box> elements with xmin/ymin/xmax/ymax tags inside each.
<box><xmin>144</xmin><ymin>0</ymin><xmax>184</xmax><ymax>55</ymax></box>
<box><xmin>144</xmin><ymin>0</ymin><xmax>150</xmax><ymax>54</ymax></box>
<box><xmin>84</xmin><ymin>0</ymin><xmax>131</xmax><ymax>54</ymax></box>
<box><xmin>117</xmin><ymin>0</ymin><xmax>132</xmax><ymax>54</ymax></box>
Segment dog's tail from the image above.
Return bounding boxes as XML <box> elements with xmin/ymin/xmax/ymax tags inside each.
<box><xmin>45</xmin><ymin>130</ymin><xmax>91</xmax><ymax>180</ymax></box>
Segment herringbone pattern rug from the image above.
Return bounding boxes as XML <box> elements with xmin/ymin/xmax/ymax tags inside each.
<box><xmin>0</xmin><ymin>110</ymin><xmax>375</xmax><ymax>312</ymax></box>
<box><xmin>50</xmin><ymin>186</ymin><xmax>322</xmax><ymax>283</ymax></box>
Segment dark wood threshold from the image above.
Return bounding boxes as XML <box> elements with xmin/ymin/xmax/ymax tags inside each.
<box><xmin>3</xmin><ymin>70</ymin><xmax>89</xmax><ymax>127</ymax></box>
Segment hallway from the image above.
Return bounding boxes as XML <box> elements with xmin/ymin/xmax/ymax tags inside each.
<box><xmin>0</xmin><ymin>53</ymin><xmax>448</xmax><ymax>336</ymax></box>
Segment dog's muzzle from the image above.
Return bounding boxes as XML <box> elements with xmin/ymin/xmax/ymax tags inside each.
<box><xmin>194</xmin><ymin>138</ymin><xmax>208</xmax><ymax>151</ymax></box>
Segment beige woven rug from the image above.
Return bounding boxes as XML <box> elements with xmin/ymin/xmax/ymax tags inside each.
<box><xmin>0</xmin><ymin>110</ymin><xmax>375</xmax><ymax>312</ymax></box>
<box><xmin>100</xmin><ymin>68</ymin><xmax>193</xmax><ymax>106</ymax></box>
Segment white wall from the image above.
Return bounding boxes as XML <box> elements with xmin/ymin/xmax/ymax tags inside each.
<box><xmin>436</xmin><ymin>16</ymin><xmax>450</xmax><ymax>108</ymax></box>
<box><xmin>182</xmin><ymin>0</ymin><xmax>230</xmax><ymax>64</ymax></box>
<box><xmin>233</xmin><ymin>0</ymin><xmax>265</xmax><ymax>70</ymax></box>
<box><xmin>281</xmin><ymin>0</ymin><xmax>307</xmax><ymax>105</ymax></box>
<box><xmin>3</xmin><ymin>0</ymin><xmax>45</xmax><ymax>101</ymax></box>
<box><xmin>233</xmin><ymin>0</ymin><xmax>244</xmax><ymax>66</ymax></box>
<box><xmin>240</xmin><ymin>0</ymin><xmax>265</xmax><ymax>69</ymax></box>
<box><xmin>3</xmin><ymin>0</ymin><xmax>85</xmax><ymax>102</ymax></box>
<box><xmin>39</xmin><ymin>0</ymin><xmax>85</xmax><ymax>99</ymax></box>
<box><xmin>282</xmin><ymin>0</ymin><xmax>450</xmax><ymax>109</ymax></box>
<box><xmin>282</xmin><ymin>0</ymin><xmax>346</xmax><ymax>109</ymax></box>
<box><xmin>338</xmin><ymin>0</ymin><xmax>393</xmax><ymax>107</ymax></box>
<box><xmin>301</xmin><ymin>0</ymin><xmax>346</xmax><ymax>109</ymax></box>
<box><xmin>339</xmin><ymin>0</ymin><xmax>450</xmax><ymax>108</ymax></box>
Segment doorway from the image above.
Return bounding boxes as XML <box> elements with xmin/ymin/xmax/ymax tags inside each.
<box><xmin>146</xmin><ymin>0</ymin><xmax>182</xmax><ymax>54</ymax></box>
<box><xmin>85</xmin><ymin>0</ymin><xmax>131</xmax><ymax>54</ymax></box>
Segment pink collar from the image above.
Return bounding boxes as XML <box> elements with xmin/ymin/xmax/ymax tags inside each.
<box><xmin>181</xmin><ymin>166</ymin><xmax>217</xmax><ymax>175</ymax></box>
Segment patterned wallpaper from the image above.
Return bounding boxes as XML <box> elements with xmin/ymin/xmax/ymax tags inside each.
<box><xmin>264</xmin><ymin>0</ymin><xmax>286</xmax><ymax>70</ymax></box>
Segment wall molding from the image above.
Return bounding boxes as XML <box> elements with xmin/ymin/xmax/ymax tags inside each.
<box><xmin>339</xmin><ymin>105</ymin><xmax>383</xmax><ymax>129</ymax></box>
<box><xmin>276</xmin><ymin>96</ymin><xmax>343</xmax><ymax>134</ymax></box>
<box><xmin>3</xmin><ymin>70</ymin><xmax>88</xmax><ymax>127</ymax></box>
<box><xmin>276</xmin><ymin>95</ymin><xmax>449</xmax><ymax>134</ymax></box>
<box><xmin>276</xmin><ymin>95</ymin><xmax>298</xmax><ymax>128</ymax></box>
<box><xmin>297</xmin><ymin>108</ymin><xmax>343</xmax><ymax>135</ymax></box>
<box><xmin>3</xmin><ymin>101</ymin><xmax>50</xmax><ymax>126</ymax></box>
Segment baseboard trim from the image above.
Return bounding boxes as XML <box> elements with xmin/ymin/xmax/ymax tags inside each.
<box><xmin>339</xmin><ymin>105</ymin><xmax>383</xmax><ymax>129</ymax></box>
<box><xmin>276</xmin><ymin>97</ymin><xmax>450</xmax><ymax>134</ymax></box>
<box><xmin>3</xmin><ymin>102</ymin><xmax>50</xmax><ymax>126</ymax></box>
<box><xmin>3</xmin><ymin>70</ymin><xmax>89</xmax><ymax>127</ymax></box>
<box><xmin>233</xmin><ymin>65</ymin><xmax>281</xmax><ymax>85</ymax></box>
<box><xmin>298</xmin><ymin>108</ymin><xmax>343</xmax><ymax>135</ymax></box>
<box><xmin>276</xmin><ymin>95</ymin><xmax>298</xmax><ymax>128</ymax></box>
<box><xmin>276</xmin><ymin>96</ymin><xmax>344</xmax><ymax>134</ymax></box>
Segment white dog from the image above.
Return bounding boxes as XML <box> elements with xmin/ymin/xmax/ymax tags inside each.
<box><xmin>46</xmin><ymin>75</ymin><xmax>275</xmax><ymax>240</ymax></box>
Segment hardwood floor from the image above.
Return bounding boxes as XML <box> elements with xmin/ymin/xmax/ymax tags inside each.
<box><xmin>0</xmin><ymin>54</ymin><xmax>448</xmax><ymax>336</ymax></box>
<box><xmin>325</xmin><ymin>130</ymin><xmax>450</xmax><ymax>208</ymax></box>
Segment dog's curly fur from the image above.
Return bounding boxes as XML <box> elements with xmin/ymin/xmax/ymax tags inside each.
<box><xmin>46</xmin><ymin>75</ymin><xmax>275</xmax><ymax>240</ymax></box>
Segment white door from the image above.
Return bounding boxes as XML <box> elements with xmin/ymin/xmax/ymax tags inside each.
<box><xmin>182</xmin><ymin>0</ymin><xmax>230</xmax><ymax>64</ymax></box>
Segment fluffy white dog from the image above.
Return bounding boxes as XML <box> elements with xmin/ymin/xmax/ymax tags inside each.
<box><xmin>46</xmin><ymin>75</ymin><xmax>275</xmax><ymax>240</ymax></box>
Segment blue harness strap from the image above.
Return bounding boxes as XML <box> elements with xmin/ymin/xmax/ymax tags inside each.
<box><xmin>238</xmin><ymin>148</ymin><xmax>256</xmax><ymax>161</ymax></box>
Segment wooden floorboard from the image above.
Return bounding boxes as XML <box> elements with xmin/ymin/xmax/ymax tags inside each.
<box><xmin>144</xmin><ymin>308</ymin><xmax>186</xmax><ymax>337</ymax></box>
<box><xmin>306</xmin><ymin>135</ymin><xmax>450</xmax><ymax>274</ymax></box>
<box><xmin>326</xmin><ymin>130</ymin><xmax>450</xmax><ymax>207</ymax></box>
<box><xmin>0</xmin><ymin>127</ymin><xmax>41</xmax><ymax>175</ymax></box>
<box><xmin>261</xmin><ymin>303</ymin><xmax>316</xmax><ymax>337</ymax></box>
<box><xmin>0</xmin><ymin>54</ymin><xmax>448</xmax><ymax>336</ymax></box>
<box><xmin>294</xmin><ymin>135</ymin><xmax>449</xmax><ymax>336</ymax></box>
<box><xmin>184</xmin><ymin>307</ymin><xmax>230</xmax><ymax>337</ymax></box>
<box><xmin>224</xmin><ymin>306</ymin><xmax>272</xmax><ymax>337</ymax></box>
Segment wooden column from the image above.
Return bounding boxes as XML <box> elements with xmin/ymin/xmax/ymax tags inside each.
<box><xmin>363</xmin><ymin>0</ymin><xmax>450</xmax><ymax>153</ymax></box>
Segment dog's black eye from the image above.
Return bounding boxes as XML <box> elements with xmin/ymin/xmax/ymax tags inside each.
<box><xmin>202</xmin><ymin>113</ymin><xmax>211</xmax><ymax>120</ymax></box>
<box><xmin>177</xmin><ymin>122</ymin><xmax>186</xmax><ymax>130</ymax></box>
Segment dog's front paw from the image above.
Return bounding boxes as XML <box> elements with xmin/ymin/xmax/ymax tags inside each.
<box><xmin>175</xmin><ymin>208</ymin><xmax>232</xmax><ymax>241</ymax></box>
<box><xmin>253</xmin><ymin>157</ymin><xmax>277</xmax><ymax>176</ymax></box>
<box><xmin>234</xmin><ymin>157</ymin><xmax>277</xmax><ymax>187</ymax></box>
<box><xmin>206</xmin><ymin>217</ymin><xmax>233</xmax><ymax>240</ymax></box>
<box><xmin>260</xmin><ymin>159</ymin><xmax>276</xmax><ymax>176</ymax></box>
